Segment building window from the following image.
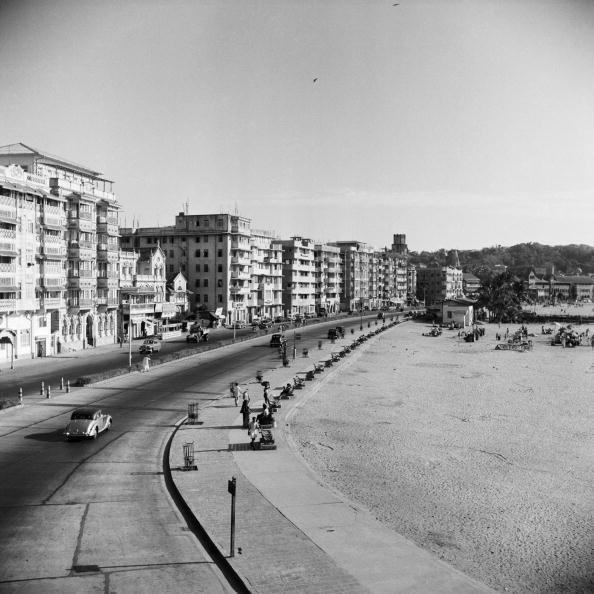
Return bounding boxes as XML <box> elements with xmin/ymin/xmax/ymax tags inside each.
<box><xmin>218</xmin><ymin>235</ymin><xmax>223</xmax><ymax>242</ymax></box>
<box><xmin>203</xmin><ymin>249</ymin><xmax>208</xmax><ymax>257</ymax></box>
<box><xmin>217</xmin><ymin>249</ymin><xmax>223</xmax><ymax>257</ymax></box>
<box><xmin>169</xmin><ymin>250</ymin><xmax>174</xmax><ymax>258</ymax></box>
<box><xmin>195</xmin><ymin>264</ymin><xmax>200</xmax><ymax>272</ymax></box>
<box><xmin>203</xmin><ymin>279</ymin><xmax>209</xmax><ymax>287</ymax></box>
<box><xmin>217</xmin><ymin>279</ymin><xmax>223</xmax><ymax>287</ymax></box>
<box><xmin>204</xmin><ymin>294</ymin><xmax>208</xmax><ymax>302</ymax></box>
<box><xmin>217</xmin><ymin>264</ymin><xmax>223</xmax><ymax>272</ymax></box>
<box><xmin>195</xmin><ymin>249</ymin><xmax>200</xmax><ymax>257</ymax></box>
<box><xmin>196</xmin><ymin>294</ymin><xmax>200</xmax><ymax>302</ymax></box>
<box><xmin>195</xmin><ymin>236</ymin><xmax>200</xmax><ymax>242</ymax></box>
<box><xmin>195</xmin><ymin>279</ymin><xmax>200</xmax><ymax>288</ymax></box>
<box><xmin>204</xmin><ymin>264</ymin><xmax>209</xmax><ymax>272</ymax></box>
<box><xmin>218</xmin><ymin>294</ymin><xmax>223</xmax><ymax>303</ymax></box>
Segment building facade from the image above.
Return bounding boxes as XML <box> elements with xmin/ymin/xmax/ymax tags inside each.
<box><xmin>280</xmin><ymin>237</ymin><xmax>316</xmax><ymax>317</ymax></box>
<box><xmin>314</xmin><ymin>243</ymin><xmax>342</xmax><ymax>315</ymax></box>
<box><xmin>0</xmin><ymin>143</ymin><xmax>121</xmax><ymax>359</ymax></box>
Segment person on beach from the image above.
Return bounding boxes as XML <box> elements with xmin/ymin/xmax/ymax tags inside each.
<box><xmin>240</xmin><ymin>398</ymin><xmax>251</xmax><ymax>428</ymax></box>
<box><xmin>248</xmin><ymin>416</ymin><xmax>260</xmax><ymax>449</ymax></box>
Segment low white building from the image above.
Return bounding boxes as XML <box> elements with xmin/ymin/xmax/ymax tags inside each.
<box><xmin>441</xmin><ymin>297</ymin><xmax>476</xmax><ymax>327</ymax></box>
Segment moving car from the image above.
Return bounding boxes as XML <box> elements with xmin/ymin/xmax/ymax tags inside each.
<box><xmin>139</xmin><ymin>338</ymin><xmax>161</xmax><ymax>353</ymax></box>
<box><xmin>64</xmin><ymin>407</ymin><xmax>111</xmax><ymax>441</ymax></box>
<box><xmin>270</xmin><ymin>333</ymin><xmax>286</xmax><ymax>347</ymax></box>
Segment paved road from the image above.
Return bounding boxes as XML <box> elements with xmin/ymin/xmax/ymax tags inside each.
<box><xmin>0</xmin><ymin>317</ymin><xmax>376</xmax><ymax>592</ymax></box>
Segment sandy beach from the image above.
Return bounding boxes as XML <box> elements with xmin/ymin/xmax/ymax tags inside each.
<box><xmin>290</xmin><ymin>320</ymin><xmax>594</xmax><ymax>593</ymax></box>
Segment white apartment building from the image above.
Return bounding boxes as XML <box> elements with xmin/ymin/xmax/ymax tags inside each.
<box><xmin>314</xmin><ymin>243</ymin><xmax>342</xmax><ymax>315</ymax></box>
<box><xmin>0</xmin><ymin>143</ymin><xmax>121</xmax><ymax>358</ymax></box>
<box><xmin>281</xmin><ymin>237</ymin><xmax>316</xmax><ymax>317</ymax></box>
<box><xmin>330</xmin><ymin>241</ymin><xmax>373</xmax><ymax>311</ymax></box>
<box><xmin>249</xmin><ymin>230</ymin><xmax>283</xmax><ymax>322</ymax></box>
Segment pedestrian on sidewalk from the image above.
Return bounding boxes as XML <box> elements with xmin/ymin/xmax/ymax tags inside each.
<box><xmin>240</xmin><ymin>399</ymin><xmax>251</xmax><ymax>428</ymax></box>
<box><xmin>142</xmin><ymin>355</ymin><xmax>151</xmax><ymax>372</ymax></box>
<box><xmin>263</xmin><ymin>383</ymin><xmax>270</xmax><ymax>407</ymax></box>
<box><xmin>231</xmin><ymin>382</ymin><xmax>240</xmax><ymax>406</ymax></box>
<box><xmin>248</xmin><ymin>416</ymin><xmax>260</xmax><ymax>450</ymax></box>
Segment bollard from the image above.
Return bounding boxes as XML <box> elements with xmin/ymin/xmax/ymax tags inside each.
<box><xmin>40</xmin><ymin>381</ymin><xmax>44</xmax><ymax>396</ymax></box>
<box><xmin>60</xmin><ymin>377</ymin><xmax>64</xmax><ymax>390</ymax></box>
<box><xmin>318</xmin><ymin>340</ymin><xmax>322</xmax><ymax>350</ymax></box>
<box><xmin>19</xmin><ymin>387</ymin><xmax>22</xmax><ymax>404</ymax></box>
<box><xmin>46</xmin><ymin>385</ymin><xmax>51</xmax><ymax>399</ymax></box>
<box><xmin>66</xmin><ymin>380</ymin><xmax>71</xmax><ymax>393</ymax></box>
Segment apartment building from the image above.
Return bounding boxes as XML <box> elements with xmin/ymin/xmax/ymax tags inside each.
<box><xmin>280</xmin><ymin>237</ymin><xmax>316</xmax><ymax>317</ymax></box>
<box><xmin>0</xmin><ymin>143</ymin><xmax>121</xmax><ymax>357</ymax></box>
<box><xmin>121</xmin><ymin>213</ymin><xmax>283</xmax><ymax>326</ymax></box>
<box><xmin>330</xmin><ymin>241</ymin><xmax>373</xmax><ymax>311</ymax></box>
<box><xmin>314</xmin><ymin>243</ymin><xmax>342</xmax><ymax>315</ymax></box>
<box><xmin>119</xmin><ymin>247</ymin><xmax>167</xmax><ymax>338</ymax></box>
<box><xmin>416</xmin><ymin>263</ymin><xmax>463</xmax><ymax>305</ymax></box>
<box><xmin>249</xmin><ymin>230</ymin><xmax>283</xmax><ymax>321</ymax></box>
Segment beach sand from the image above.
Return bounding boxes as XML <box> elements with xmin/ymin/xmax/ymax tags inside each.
<box><xmin>290</xmin><ymin>321</ymin><xmax>594</xmax><ymax>593</ymax></box>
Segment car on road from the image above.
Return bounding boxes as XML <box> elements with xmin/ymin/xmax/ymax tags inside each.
<box><xmin>270</xmin><ymin>333</ymin><xmax>286</xmax><ymax>347</ymax></box>
<box><xmin>327</xmin><ymin>328</ymin><xmax>339</xmax><ymax>340</ymax></box>
<box><xmin>139</xmin><ymin>338</ymin><xmax>161</xmax><ymax>353</ymax></box>
<box><xmin>64</xmin><ymin>407</ymin><xmax>112</xmax><ymax>441</ymax></box>
<box><xmin>258</xmin><ymin>320</ymin><xmax>273</xmax><ymax>329</ymax></box>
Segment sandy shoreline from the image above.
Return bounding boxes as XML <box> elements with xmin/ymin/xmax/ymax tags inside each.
<box><xmin>290</xmin><ymin>320</ymin><xmax>593</xmax><ymax>593</ymax></box>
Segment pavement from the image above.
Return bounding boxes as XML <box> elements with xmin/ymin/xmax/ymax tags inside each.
<box><xmin>169</xmin><ymin>323</ymin><xmax>495</xmax><ymax>593</ymax></box>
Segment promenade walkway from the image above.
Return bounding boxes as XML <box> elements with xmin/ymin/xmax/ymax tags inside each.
<box><xmin>169</xmin><ymin>327</ymin><xmax>494</xmax><ymax>593</ymax></box>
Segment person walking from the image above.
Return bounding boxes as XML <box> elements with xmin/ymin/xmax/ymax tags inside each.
<box><xmin>142</xmin><ymin>355</ymin><xmax>151</xmax><ymax>372</ymax></box>
<box><xmin>240</xmin><ymin>398</ymin><xmax>251</xmax><ymax>429</ymax></box>
<box><xmin>231</xmin><ymin>382</ymin><xmax>240</xmax><ymax>406</ymax></box>
<box><xmin>248</xmin><ymin>416</ymin><xmax>260</xmax><ymax>450</ymax></box>
<box><xmin>263</xmin><ymin>383</ymin><xmax>271</xmax><ymax>407</ymax></box>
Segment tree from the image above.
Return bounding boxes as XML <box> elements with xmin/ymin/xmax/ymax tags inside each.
<box><xmin>476</xmin><ymin>271</ymin><xmax>526</xmax><ymax>323</ymax></box>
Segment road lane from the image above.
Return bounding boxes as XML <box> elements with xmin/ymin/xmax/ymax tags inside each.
<box><xmin>0</xmin><ymin>317</ymin><xmax>384</xmax><ymax>592</ymax></box>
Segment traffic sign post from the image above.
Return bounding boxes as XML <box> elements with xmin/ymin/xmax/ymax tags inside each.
<box><xmin>228</xmin><ymin>476</ymin><xmax>237</xmax><ymax>557</ymax></box>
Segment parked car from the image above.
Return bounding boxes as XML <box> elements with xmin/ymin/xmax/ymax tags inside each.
<box><xmin>228</xmin><ymin>322</ymin><xmax>246</xmax><ymax>329</ymax></box>
<box><xmin>139</xmin><ymin>338</ymin><xmax>161</xmax><ymax>353</ymax></box>
<box><xmin>64</xmin><ymin>407</ymin><xmax>111</xmax><ymax>441</ymax></box>
<box><xmin>270</xmin><ymin>333</ymin><xmax>286</xmax><ymax>347</ymax></box>
<box><xmin>259</xmin><ymin>320</ymin><xmax>273</xmax><ymax>329</ymax></box>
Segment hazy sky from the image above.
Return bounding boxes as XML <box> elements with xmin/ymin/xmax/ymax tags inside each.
<box><xmin>1</xmin><ymin>0</ymin><xmax>592</xmax><ymax>251</ymax></box>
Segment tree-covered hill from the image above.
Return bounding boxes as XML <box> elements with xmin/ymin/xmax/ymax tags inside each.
<box><xmin>408</xmin><ymin>243</ymin><xmax>594</xmax><ymax>279</ymax></box>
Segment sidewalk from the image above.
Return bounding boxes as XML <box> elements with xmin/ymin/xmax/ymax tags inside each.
<box><xmin>170</xmin><ymin>326</ymin><xmax>494</xmax><ymax>593</ymax></box>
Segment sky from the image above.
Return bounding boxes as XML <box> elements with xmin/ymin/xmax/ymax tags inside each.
<box><xmin>0</xmin><ymin>0</ymin><xmax>593</xmax><ymax>252</ymax></box>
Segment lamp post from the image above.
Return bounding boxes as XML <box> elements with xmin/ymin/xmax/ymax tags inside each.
<box><xmin>359</xmin><ymin>298</ymin><xmax>363</xmax><ymax>331</ymax></box>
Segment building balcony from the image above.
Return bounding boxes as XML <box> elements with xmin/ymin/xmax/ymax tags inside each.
<box><xmin>231</xmin><ymin>256</ymin><xmax>251</xmax><ymax>265</ymax></box>
<box><xmin>122</xmin><ymin>302</ymin><xmax>156</xmax><ymax>315</ymax></box>
<box><xmin>0</xmin><ymin>298</ymin><xmax>17</xmax><ymax>311</ymax></box>
<box><xmin>230</xmin><ymin>271</ymin><xmax>251</xmax><ymax>281</ymax></box>
<box><xmin>97</xmin><ymin>277</ymin><xmax>119</xmax><ymax>289</ymax></box>
<box><xmin>230</xmin><ymin>286</ymin><xmax>251</xmax><ymax>295</ymax></box>
<box><xmin>68</xmin><ymin>277</ymin><xmax>96</xmax><ymax>289</ymax></box>
<box><xmin>0</xmin><ymin>208</ymin><xmax>17</xmax><ymax>223</ymax></box>
<box><xmin>68</xmin><ymin>245</ymin><xmax>95</xmax><ymax>260</ymax></box>
<box><xmin>0</xmin><ymin>263</ymin><xmax>16</xmax><ymax>275</ymax></box>
<box><xmin>41</xmin><ymin>244</ymin><xmax>67</xmax><ymax>258</ymax></box>
<box><xmin>96</xmin><ymin>220</ymin><xmax>119</xmax><ymax>236</ymax></box>
<box><xmin>41</xmin><ymin>297</ymin><xmax>66</xmax><ymax>310</ymax></box>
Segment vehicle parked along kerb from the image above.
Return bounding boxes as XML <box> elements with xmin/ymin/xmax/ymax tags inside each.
<box><xmin>139</xmin><ymin>338</ymin><xmax>161</xmax><ymax>353</ymax></box>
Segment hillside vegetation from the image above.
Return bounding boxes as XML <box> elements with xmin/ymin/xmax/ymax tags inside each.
<box><xmin>409</xmin><ymin>243</ymin><xmax>594</xmax><ymax>279</ymax></box>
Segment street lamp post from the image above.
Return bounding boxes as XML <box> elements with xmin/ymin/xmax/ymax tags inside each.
<box><xmin>359</xmin><ymin>298</ymin><xmax>363</xmax><ymax>331</ymax></box>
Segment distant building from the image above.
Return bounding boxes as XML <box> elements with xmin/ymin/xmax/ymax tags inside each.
<box><xmin>314</xmin><ymin>243</ymin><xmax>342</xmax><ymax>315</ymax></box>
<box><xmin>462</xmin><ymin>273</ymin><xmax>481</xmax><ymax>297</ymax></box>
<box><xmin>416</xmin><ymin>261</ymin><xmax>463</xmax><ymax>306</ymax></box>
<box><xmin>281</xmin><ymin>237</ymin><xmax>316</xmax><ymax>317</ymax></box>
<box><xmin>441</xmin><ymin>297</ymin><xmax>475</xmax><ymax>327</ymax></box>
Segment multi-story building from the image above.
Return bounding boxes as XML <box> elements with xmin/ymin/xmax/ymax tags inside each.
<box><xmin>330</xmin><ymin>241</ymin><xmax>373</xmax><ymax>311</ymax></box>
<box><xmin>281</xmin><ymin>237</ymin><xmax>316</xmax><ymax>317</ymax></box>
<box><xmin>249</xmin><ymin>230</ymin><xmax>283</xmax><ymax>321</ymax></box>
<box><xmin>416</xmin><ymin>262</ymin><xmax>464</xmax><ymax>305</ymax></box>
<box><xmin>0</xmin><ymin>143</ymin><xmax>121</xmax><ymax>356</ymax></box>
<box><xmin>314</xmin><ymin>243</ymin><xmax>342</xmax><ymax>315</ymax></box>
<box><xmin>121</xmin><ymin>213</ymin><xmax>283</xmax><ymax>326</ymax></box>
<box><xmin>119</xmin><ymin>247</ymin><xmax>167</xmax><ymax>338</ymax></box>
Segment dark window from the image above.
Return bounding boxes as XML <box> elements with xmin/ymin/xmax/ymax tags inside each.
<box><xmin>217</xmin><ymin>249</ymin><xmax>223</xmax><ymax>257</ymax></box>
<box><xmin>217</xmin><ymin>264</ymin><xmax>223</xmax><ymax>272</ymax></box>
<box><xmin>203</xmin><ymin>250</ymin><xmax>208</xmax><ymax>257</ymax></box>
<box><xmin>195</xmin><ymin>264</ymin><xmax>200</xmax><ymax>272</ymax></box>
<box><xmin>195</xmin><ymin>279</ymin><xmax>200</xmax><ymax>288</ymax></box>
<box><xmin>195</xmin><ymin>250</ymin><xmax>200</xmax><ymax>257</ymax></box>
<box><xmin>204</xmin><ymin>264</ymin><xmax>209</xmax><ymax>272</ymax></box>
<box><xmin>203</xmin><ymin>279</ymin><xmax>209</xmax><ymax>287</ymax></box>
<box><xmin>196</xmin><ymin>236</ymin><xmax>200</xmax><ymax>242</ymax></box>
<box><xmin>218</xmin><ymin>294</ymin><xmax>223</xmax><ymax>303</ymax></box>
<box><xmin>204</xmin><ymin>294</ymin><xmax>208</xmax><ymax>302</ymax></box>
<box><xmin>217</xmin><ymin>279</ymin><xmax>223</xmax><ymax>287</ymax></box>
